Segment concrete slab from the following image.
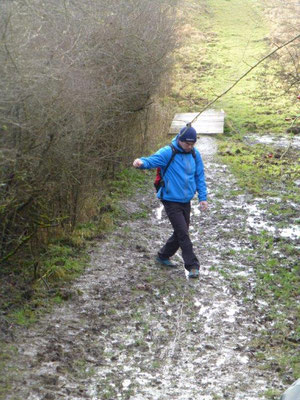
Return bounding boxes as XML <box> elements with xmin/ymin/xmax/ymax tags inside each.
<box><xmin>169</xmin><ymin>109</ymin><xmax>225</xmax><ymax>135</ymax></box>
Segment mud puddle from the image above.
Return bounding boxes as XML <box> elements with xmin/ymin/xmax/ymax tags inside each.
<box><xmin>241</xmin><ymin>134</ymin><xmax>300</xmax><ymax>241</ymax></box>
<box><xmin>244</xmin><ymin>134</ymin><xmax>300</xmax><ymax>149</ymax></box>
<box><xmin>3</xmin><ymin>135</ymin><xmax>293</xmax><ymax>400</ymax></box>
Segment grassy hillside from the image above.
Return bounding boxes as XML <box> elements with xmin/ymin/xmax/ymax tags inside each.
<box><xmin>172</xmin><ymin>0</ymin><xmax>299</xmax><ymax>133</ymax></box>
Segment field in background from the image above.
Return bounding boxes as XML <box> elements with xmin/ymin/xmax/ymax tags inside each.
<box><xmin>172</xmin><ymin>0</ymin><xmax>299</xmax><ymax>133</ymax></box>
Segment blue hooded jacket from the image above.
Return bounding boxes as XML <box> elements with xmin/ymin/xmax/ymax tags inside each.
<box><xmin>140</xmin><ymin>135</ymin><xmax>207</xmax><ymax>203</ymax></box>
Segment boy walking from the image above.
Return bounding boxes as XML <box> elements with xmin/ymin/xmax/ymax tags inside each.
<box><xmin>133</xmin><ymin>126</ymin><xmax>208</xmax><ymax>278</ymax></box>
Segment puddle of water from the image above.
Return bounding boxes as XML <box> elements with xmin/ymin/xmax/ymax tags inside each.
<box><xmin>197</xmin><ymin>298</ymin><xmax>241</xmax><ymax>330</ymax></box>
<box><xmin>280</xmin><ymin>226</ymin><xmax>300</xmax><ymax>240</ymax></box>
<box><xmin>244</xmin><ymin>134</ymin><xmax>300</xmax><ymax>149</ymax></box>
<box><xmin>238</xmin><ymin>355</ymin><xmax>249</xmax><ymax>364</ymax></box>
<box><xmin>155</xmin><ymin>203</ymin><xmax>164</xmax><ymax>220</ymax></box>
<box><xmin>246</xmin><ymin>203</ymin><xmax>300</xmax><ymax>240</ymax></box>
<box><xmin>192</xmin><ymin>202</ymin><xmax>201</xmax><ymax>216</ymax></box>
<box><xmin>122</xmin><ymin>379</ymin><xmax>131</xmax><ymax>389</ymax></box>
<box><xmin>235</xmin><ymin>270</ymin><xmax>252</xmax><ymax>278</ymax></box>
<box><xmin>196</xmin><ymin>135</ymin><xmax>219</xmax><ymax>158</ymax></box>
<box><xmin>225</xmin><ymin>304</ymin><xmax>239</xmax><ymax>323</ymax></box>
<box><xmin>194</xmin><ymin>299</ymin><xmax>201</xmax><ymax>307</ymax></box>
<box><xmin>216</xmin><ymin>351</ymin><xmax>231</xmax><ymax>367</ymax></box>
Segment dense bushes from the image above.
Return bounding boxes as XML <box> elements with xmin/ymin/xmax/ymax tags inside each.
<box><xmin>0</xmin><ymin>0</ymin><xmax>178</xmax><ymax>265</ymax></box>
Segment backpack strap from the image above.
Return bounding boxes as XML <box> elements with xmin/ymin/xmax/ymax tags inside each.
<box><xmin>159</xmin><ymin>144</ymin><xmax>178</xmax><ymax>200</ymax></box>
<box><xmin>161</xmin><ymin>144</ymin><xmax>177</xmax><ymax>179</ymax></box>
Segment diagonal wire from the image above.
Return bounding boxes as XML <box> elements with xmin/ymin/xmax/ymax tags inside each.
<box><xmin>180</xmin><ymin>34</ymin><xmax>300</xmax><ymax>132</ymax></box>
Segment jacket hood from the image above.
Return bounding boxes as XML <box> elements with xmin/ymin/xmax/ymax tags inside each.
<box><xmin>172</xmin><ymin>135</ymin><xmax>185</xmax><ymax>152</ymax></box>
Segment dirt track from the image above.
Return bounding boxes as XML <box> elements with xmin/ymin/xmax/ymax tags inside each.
<box><xmin>3</xmin><ymin>137</ymin><xmax>288</xmax><ymax>400</ymax></box>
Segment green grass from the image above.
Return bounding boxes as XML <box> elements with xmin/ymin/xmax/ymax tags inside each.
<box><xmin>172</xmin><ymin>0</ymin><xmax>299</xmax><ymax>133</ymax></box>
<box><xmin>0</xmin><ymin>344</ymin><xmax>19</xmax><ymax>399</ymax></box>
<box><xmin>216</xmin><ymin>132</ymin><xmax>299</xmax><ymax>380</ymax></box>
<box><xmin>0</xmin><ymin>168</ymin><xmax>151</xmax><ymax>324</ymax></box>
<box><xmin>217</xmin><ymin>137</ymin><xmax>300</xmax><ymax>196</ymax></box>
<box><xmin>264</xmin><ymin>388</ymin><xmax>283</xmax><ymax>400</ymax></box>
<box><xmin>243</xmin><ymin>230</ymin><xmax>299</xmax><ymax>380</ymax></box>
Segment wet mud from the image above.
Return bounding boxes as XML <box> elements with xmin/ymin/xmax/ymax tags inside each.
<box><xmin>3</xmin><ymin>136</ymin><xmax>297</xmax><ymax>400</ymax></box>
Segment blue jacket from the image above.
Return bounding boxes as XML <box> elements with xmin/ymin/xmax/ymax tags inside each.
<box><xmin>140</xmin><ymin>135</ymin><xmax>207</xmax><ymax>203</ymax></box>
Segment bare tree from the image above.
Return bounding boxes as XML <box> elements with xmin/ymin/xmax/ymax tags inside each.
<box><xmin>0</xmin><ymin>0</ymin><xmax>178</xmax><ymax>267</ymax></box>
<box><xmin>262</xmin><ymin>0</ymin><xmax>300</xmax><ymax>91</ymax></box>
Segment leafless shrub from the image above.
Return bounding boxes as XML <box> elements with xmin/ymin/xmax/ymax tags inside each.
<box><xmin>0</xmin><ymin>0</ymin><xmax>178</xmax><ymax>265</ymax></box>
<box><xmin>262</xmin><ymin>0</ymin><xmax>299</xmax><ymax>92</ymax></box>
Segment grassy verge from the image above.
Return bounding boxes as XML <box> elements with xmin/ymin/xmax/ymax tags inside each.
<box><xmin>217</xmin><ymin>134</ymin><xmax>300</xmax><ymax>386</ymax></box>
<box><xmin>0</xmin><ymin>168</ymin><xmax>151</xmax><ymax>325</ymax></box>
<box><xmin>249</xmin><ymin>232</ymin><xmax>300</xmax><ymax>383</ymax></box>
<box><xmin>217</xmin><ymin>134</ymin><xmax>300</xmax><ymax>198</ymax></box>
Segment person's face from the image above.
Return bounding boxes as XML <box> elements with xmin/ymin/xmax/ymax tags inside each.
<box><xmin>178</xmin><ymin>140</ymin><xmax>196</xmax><ymax>152</ymax></box>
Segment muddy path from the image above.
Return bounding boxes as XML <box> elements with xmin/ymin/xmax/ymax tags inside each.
<box><xmin>3</xmin><ymin>136</ymin><xmax>291</xmax><ymax>400</ymax></box>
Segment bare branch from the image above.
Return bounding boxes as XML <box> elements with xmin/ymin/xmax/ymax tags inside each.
<box><xmin>190</xmin><ymin>34</ymin><xmax>300</xmax><ymax>123</ymax></box>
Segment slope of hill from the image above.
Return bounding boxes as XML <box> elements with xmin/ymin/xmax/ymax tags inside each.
<box><xmin>172</xmin><ymin>0</ymin><xmax>299</xmax><ymax>133</ymax></box>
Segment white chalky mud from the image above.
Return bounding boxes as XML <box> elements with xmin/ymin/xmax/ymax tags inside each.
<box><xmin>244</xmin><ymin>134</ymin><xmax>300</xmax><ymax>149</ymax></box>
<box><xmin>241</xmin><ymin>134</ymin><xmax>300</xmax><ymax>241</ymax></box>
<box><xmin>4</xmin><ymin>135</ymin><xmax>297</xmax><ymax>400</ymax></box>
<box><xmin>246</xmin><ymin>203</ymin><xmax>300</xmax><ymax>240</ymax></box>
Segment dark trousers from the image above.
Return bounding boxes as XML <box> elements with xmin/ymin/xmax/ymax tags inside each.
<box><xmin>158</xmin><ymin>200</ymin><xmax>199</xmax><ymax>271</ymax></box>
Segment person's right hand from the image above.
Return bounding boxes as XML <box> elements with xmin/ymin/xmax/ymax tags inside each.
<box><xmin>199</xmin><ymin>201</ymin><xmax>208</xmax><ymax>211</ymax></box>
<box><xmin>133</xmin><ymin>159</ymin><xmax>143</xmax><ymax>168</ymax></box>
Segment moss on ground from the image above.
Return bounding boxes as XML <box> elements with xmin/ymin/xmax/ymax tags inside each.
<box><xmin>0</xmin><ymin>168</ymin><xmax>151</xmax><ymax>325</ymax></box>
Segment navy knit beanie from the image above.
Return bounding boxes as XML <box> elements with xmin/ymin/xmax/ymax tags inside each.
<box><xmin>179</xmin><ymin>126</ymin><xmax>197</xmax><ymax>142</ymax></box>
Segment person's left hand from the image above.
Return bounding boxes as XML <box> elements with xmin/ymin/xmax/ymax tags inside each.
<box><xmin>199</xmin><ymin>201</ymin><xmax>208</xmax><ymax>211</ymax></box>
<box><xmin>133</xmin><ymin>158</ymin><xmax>143</xmax><ymax>168</ymax></box>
